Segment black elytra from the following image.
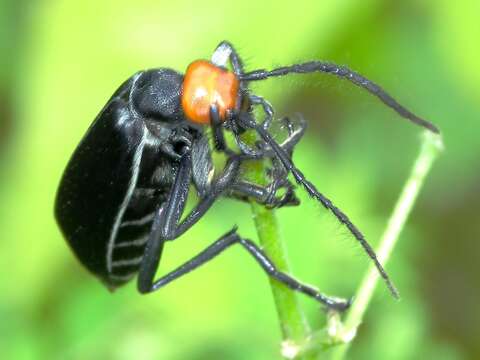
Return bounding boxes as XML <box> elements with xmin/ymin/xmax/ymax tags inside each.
<box><xmin>55</xmin><ymin>41</ymin><xmax>439</xmax><ymax>311</ymax></box>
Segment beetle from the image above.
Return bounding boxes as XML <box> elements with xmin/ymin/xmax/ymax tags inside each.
<box><xmin>55</xmin><ymin>41</ymin><xmax>438</xmax><ymax>311</ymax></box>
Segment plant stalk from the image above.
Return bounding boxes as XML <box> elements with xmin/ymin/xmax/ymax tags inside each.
<box><xmin>330</xmin><ymin>131</ymin><xmax>443</xmax><ymax>360</ymax></box>
<box><xmin>241</xmin><ymin>131</ymin><xmax>313</xmax><ymax>360</ymax></box>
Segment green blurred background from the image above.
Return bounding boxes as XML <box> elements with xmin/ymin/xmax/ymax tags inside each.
<box><xmin>0</xmin><ymin>0</ymin><xmax>478</xmax><ymax>359</ymax></box>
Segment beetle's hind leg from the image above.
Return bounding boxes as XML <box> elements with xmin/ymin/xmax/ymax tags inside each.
<box><xmin>143</xmin><ymin>226</ymin><xmax>351</xmax><ymax>311</ymax></box>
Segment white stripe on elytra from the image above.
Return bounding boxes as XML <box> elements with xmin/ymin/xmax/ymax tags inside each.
<box><xmin>114</xmin><ymin>235</ymin><xmax>149</xmax><ymax>248</ymax></box>
<box><xmin>111</xmin><ymin>255</ymin><xmax>144</xmax><ymax>268</ymax></box>
<box><xmin>120</xmin><ymin>212</ymin><xmax>154</xmax><ymax>227</ymax></box>
<box><xmin>106</xmin><ymin>127</ymin><xmax>146</xmax><ymax>274</ymax></box>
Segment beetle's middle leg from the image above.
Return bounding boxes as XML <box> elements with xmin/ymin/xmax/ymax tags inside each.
<box><xmin>192</xmin><ymin>120</ymin><xmax>299</xmax><ymax>209</ymax></box>
<box><xmin>138</xmin><ymin>151</ymin><xmax>242</xmax><ymax>293</ymax></box>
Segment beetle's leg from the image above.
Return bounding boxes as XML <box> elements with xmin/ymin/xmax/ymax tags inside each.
<box><xmin>191</xmin><ymin>132</ymin><xmax>251</xmax><ymax>199</ymax></box>
<box><xmin>138</xmin><ymin>152</ymin><xmax>348</xmax><ymax>310</ymax></box>
<box><xmin>174</xmin><ymin>154</ymin><xmax>242</xmax><ymax>237</ymax></box>
<box><xmin>225</xmin><ymin>114</ymin><xmax>304</xmax><ymax>208</ymax></box>
<box><xmin>191</xmin><ymin>135</ymin><xmax>215</xmax><ymax>197</ymax></box>
<box><xmin>137</xmin><ymin>153</ymin><xmax>193</xmax><ymax>292</ymax></box>
<box><xmin>191</xmin><ymin>123</ymin><xmax>297</xmax><ymax>209</ymax></box>
<box><xmin>217</xmin><ymin>142</ymin><xmax>300</xmax><ymax>208</ymax></box>
<box><xmin>274</xmin><ymin>115</ymin><xmax>307</xmax><ymax>154</ymax></box>
<box><xmin>230</xmin><ymin>112</ymin><xmax>307</xmax><ymax>159</ymax></box>
<box><xmin>251</xmin><ymin>94</ymin><xmax>275</xmax><ymax>131</ymax></box>
<box><xmin>226</xmin><ymin>179</ymin><xmax>299</xmax><ymax>208</ymax></box>
<box><xmin>138</xmin><ymin>154</ymin><xmax>242</xmax><ymax>293</ymax></box>
<box><xmin>144</xmin><ymin>227</ymin><xmax>351</xmax><ymax>311</ymax></box>
<box><xmin>210</xmin><ymin>105</ymin><xmax>230</xmax><ymax>153</ymax></box>
<box><xmin>215</xmin><ymin>110</ymin><xmax>304</xmax><ymax>208</ymax></box>
<box><xmin>237</xmin><ymin>100</ymin><xmax>400</xmax><ymax>299</ymax></box>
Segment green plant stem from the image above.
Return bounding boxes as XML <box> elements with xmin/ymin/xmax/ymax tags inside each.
<box><xmin>330</xmin><ymin>131</ymin><xmax>443</xmax><ymax>360</ymax></box>
<box><xmin>241</xmin><ymin>131</ymin><xmax>313</xmax><ymax>360</ymax></box>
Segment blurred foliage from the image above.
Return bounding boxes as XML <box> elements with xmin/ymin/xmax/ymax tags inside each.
<box><xmin>0</xmin><ymin>0</ymin><xmax>478</xmax><ymax>359</ymax></box>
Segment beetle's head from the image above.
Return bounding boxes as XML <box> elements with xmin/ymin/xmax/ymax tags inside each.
<box><xmin>181</xmin><ymin>60</ymin><xmax>244</xmax><ymax>126</ymax></box>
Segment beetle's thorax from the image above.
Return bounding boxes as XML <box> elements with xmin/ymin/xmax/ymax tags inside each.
<box><xmin>131</xmin><ymin>68</ymin><xmax>184</xmax><ymax>122</ymax></box>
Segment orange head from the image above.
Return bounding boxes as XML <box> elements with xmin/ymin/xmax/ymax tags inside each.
<box><xmin>181</xmin><ymin>60</ymin><xmax>240</xmax><ymax>125</ymax></box>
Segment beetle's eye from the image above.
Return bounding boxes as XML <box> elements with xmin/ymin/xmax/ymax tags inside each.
<box><xmin>181</xmin><ymin>60</ymin><xmax>239</xmax><ymax>125</ymax></box>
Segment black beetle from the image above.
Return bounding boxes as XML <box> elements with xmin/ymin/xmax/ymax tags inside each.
<box><xmin>55</xmin><ymin>41</ymin><xmax>438</xmax><ymax>310</ymax></box>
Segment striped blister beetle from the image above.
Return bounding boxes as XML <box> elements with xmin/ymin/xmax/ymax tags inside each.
<box><xmin>55</xmin><ymin>41</ymin><xmax>439</xmax><ymax>311</ymax></box>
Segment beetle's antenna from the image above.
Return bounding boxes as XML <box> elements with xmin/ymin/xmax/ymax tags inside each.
<box><xmin>239</xmin><ymin>62</ymin><xmax>439</xmax><ymax>134</ymax></box>
<box><xmin>238</xmin><ymin>111</ymin><xmax>399</xmax><ymax>299</ymax></box>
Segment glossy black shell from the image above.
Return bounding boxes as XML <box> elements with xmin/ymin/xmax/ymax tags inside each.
<box><xmin>55</xmin><ymin>69</ymin><xmax>186</xmax><ymax>288</ymax></box>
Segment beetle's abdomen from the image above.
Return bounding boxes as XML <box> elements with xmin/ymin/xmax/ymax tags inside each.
<box><xmin>181</xmin><ymin>60</ymin><xmax>239</xmax><ymax>124</ymax></box>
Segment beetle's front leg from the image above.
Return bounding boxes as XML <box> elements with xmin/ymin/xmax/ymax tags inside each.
<box><xmin>264</xmin><ymin>175</ymin><xmax>299</xmax><ymax>209</ymax></box>
<box><xmin>226</xmin><ymin>154</ymin><xmax>299</xmax><ymax>209</ymax></box>
<box><xmin>227</xmin><ymin>179</ymin><xmax>299</xmax><ymax>208</ymax></box>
